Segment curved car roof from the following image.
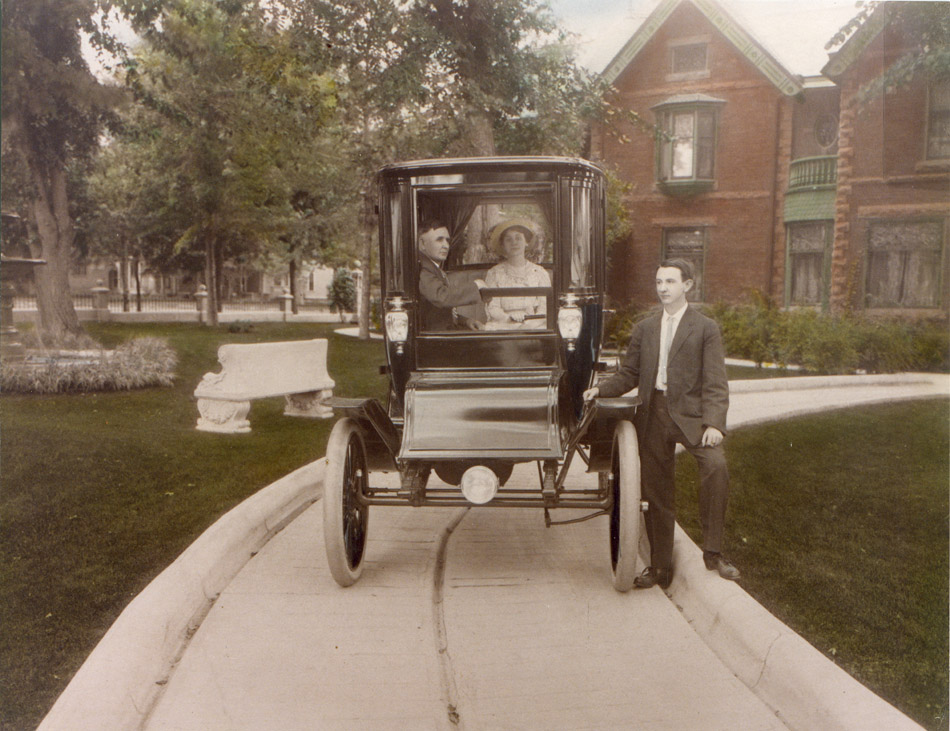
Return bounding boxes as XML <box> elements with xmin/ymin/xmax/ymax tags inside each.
<box><xmin>377</xmin><ymin>156</ymin><xmax>604</xmax><ymax>178</ymax></box>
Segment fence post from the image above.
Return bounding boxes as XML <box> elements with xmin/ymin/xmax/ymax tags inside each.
<box><xmin>279</xmin><ymin>287</ymin><xmax>293</xmax><ymax>322</ymax></box>
<box><xmin>91</xmin><ymin>281</ymin><xmax>111</xmax><ymax>322</ymax></box>
<box><xmin>195</xmin><ymin>285</ymin><xmax>209</xmax><ymax>325</ymax></box>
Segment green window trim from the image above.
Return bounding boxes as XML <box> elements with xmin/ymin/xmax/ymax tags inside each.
<box><xmin>652</xmin><ymin>98</ymin><xmax>724</xmax><ymax>196</ymax></box>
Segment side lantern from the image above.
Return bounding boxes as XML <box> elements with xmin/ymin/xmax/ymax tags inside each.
<box><xmin>557</xmin><ymin>293</ymin><xmax>583</xmax><ymax>352</ymax></box>
<box><xmin>385</xmin><ymin>296</ymin><xmax>409</xmax><ymax>354</ymax></box>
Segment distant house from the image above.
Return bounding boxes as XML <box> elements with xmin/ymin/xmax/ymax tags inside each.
<box><xmin>591</xmin><ymin>0</ymin><xmax>948</xmax><ymax>316</ymax></box>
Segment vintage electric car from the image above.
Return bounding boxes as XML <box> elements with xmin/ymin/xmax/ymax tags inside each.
<box><xmin>324</xmin><ymin>157</ymin><xmax>643</xmax><ymax>591</ymax></box>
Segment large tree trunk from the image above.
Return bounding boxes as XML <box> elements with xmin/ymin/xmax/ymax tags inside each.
<box><xmin>17</xmin><ymin>132</ymin><xmax>84</xmax><ymax>339</ymax></box>
<box><xmin>466</xmin><ymin>110</ymin><xmax>496</xmax><ymax>156</ymax></box>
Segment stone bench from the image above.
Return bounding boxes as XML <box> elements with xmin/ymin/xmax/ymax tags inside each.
<box><xmin>194</xmin><ymin>339</ymin><xmax>335</xmax><ymax>433</ymax></box>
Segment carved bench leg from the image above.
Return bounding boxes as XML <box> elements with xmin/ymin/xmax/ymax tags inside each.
<box><xmin>284</xmin><ymin>389</ymin><xmax>334</xmax><ymax>419</ymax></box>
<box><xmin>196</xmin><ymin>398</ymin><xmax>252</xmax><ymax>433</ymax></box>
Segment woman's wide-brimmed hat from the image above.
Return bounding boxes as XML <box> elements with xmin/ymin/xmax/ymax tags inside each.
<box><xmin>489</xmin><ymin>218</ymin><xmax>537</xmax><ymax>255</ymax></box>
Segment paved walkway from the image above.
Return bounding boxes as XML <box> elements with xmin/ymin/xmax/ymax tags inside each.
<box><xmin>40</xmin><ymin>373</ymin><xmax>947</xmax><ymax>731</ymax></box>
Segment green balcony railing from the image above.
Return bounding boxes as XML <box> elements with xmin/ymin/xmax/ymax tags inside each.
<box><xmin>788</xmin><ymin>155</ymin><xmax>837</xmax><ymax>190</ymax></box>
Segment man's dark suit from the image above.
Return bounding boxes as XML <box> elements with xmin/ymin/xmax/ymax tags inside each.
<box><xmin>418</xmin><ymin>255</ymin><xmax>481</xmax><ymax>330</ymax></box>
<box><xmin>596</xmin><ymin>306</ymin><xmax>730</xmax><ymax>572</ymax></box>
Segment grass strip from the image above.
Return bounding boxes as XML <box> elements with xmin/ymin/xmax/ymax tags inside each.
<box><xmin>676</xmin><ymin>399</ymin><xmax>949</xmax><ymax>731</ymax></box>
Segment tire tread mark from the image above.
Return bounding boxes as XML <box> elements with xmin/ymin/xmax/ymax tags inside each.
<box><xmin>432</xmin><ymin>508</ymin><xmax>469</xmax><ymax>728</ymax></box>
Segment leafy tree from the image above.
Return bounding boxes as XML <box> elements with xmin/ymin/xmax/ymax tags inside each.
<box><xmin>413</xmin><ymin>0</ymin><xmax>601</xmax><ymax>157</ymax></box>
<box><xmin>110</xmin><ymin>0</ymin><xmax>340</xmax><ymax>324</ymax></box>
<box><xmin>1</xmin><ymin>0</ymin><xmax>125</xmax><ymax>338</ymax></box>
<box><xmin>285</xmin><ymin>0</ymin><xmax>443</xmax><ymax>337</ymax></box>
<box><xmin>286</xmin><ymin>0</ymin><xmax>604</xmax><ymax>336</ymax></box>
<box><xmin>85</xmin><ymin>125</ymin><xmax>188</xmax><ymax>307</ymax></box>
<box><xmin>826</xmin><ymin>0</ymin><xmax>950</xmax><ymax>105</ymax></box>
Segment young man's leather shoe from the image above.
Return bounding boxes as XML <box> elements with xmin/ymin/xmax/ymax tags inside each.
<box><xmin>703</xmin><ymin>552</ymin><xmax>740</xmax><ymax>581</ymax></box>
<box><xmin>633</xmin><ymin>566</ymin><xmax>671</xmax><ymax>589</ymax></box>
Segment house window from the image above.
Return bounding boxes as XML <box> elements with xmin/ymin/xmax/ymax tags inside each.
<box><xmin>866</xmin><ymin>220</ymin><xmax>944</xmax><ymax>308</ymax></box>
<box><xmin>662</xmin><ymin>227</ymin><xmax>706</xmax><ymax>302</ymax></box>
<box><xmin>926</xmin><ymin>80</ymin><xmax>950</xmax><ymax>160</ymax></box>
<box><xmin>787</xmin><ymin>222</ymin><xmax>830</xmax><ymax>306</ymax></box>
<box><xmin>671</xmin><ymin>43</ymin><xmax>707</xmax><ymax>75</ymax></box>
<box><xmin>653</xmin><ymin>98</ymin><xmax>722</xmax><ymax>194</ymax></box>
<box><xmin>814</xmin><ymin>114</ymin><xmax>838</xmax><ymax>150</ymax></box>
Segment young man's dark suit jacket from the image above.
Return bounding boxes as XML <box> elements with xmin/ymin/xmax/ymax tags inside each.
<box><xmin>596</xmin><ymin>305</ymin><xmax>729</xmax><ymax>446</ymax></box>
<box><xmin>418</xmin><ymin>254</ymin><xmax>481</xmax><ymax>331</ymax></box>
<box><xmin>597</xmin><ymin>305</ymin><xmax>730</xmax><ymax>569</ymax></box>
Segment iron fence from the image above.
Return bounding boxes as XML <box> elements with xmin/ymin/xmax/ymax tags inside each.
<box><xmin>13</xmin><ymin>294</ymin><xmax>334</xmax><ymax>314</ymax></box>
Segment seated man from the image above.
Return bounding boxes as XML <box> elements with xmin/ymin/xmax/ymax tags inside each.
<box><xmin>417</xmin><ymin>218</ymin><xmax>486</xmax><ymax>330</ymax></box>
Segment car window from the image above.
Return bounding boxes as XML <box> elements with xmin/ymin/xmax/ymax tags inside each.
<box><xmin>415</xmin><ymin>191</ymin><xmax>554</xmax><ymax>333</ymax></box>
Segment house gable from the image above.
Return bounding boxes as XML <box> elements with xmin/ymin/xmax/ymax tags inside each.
<box><xmin>602</xmin><ymin>0</ymin><xmax>803</xmax><ymax>97</ymax></box>
<box><xmin>820</xmin><ymin>6</ymin><xmax>887</xmax><ymax>80</ymax></box>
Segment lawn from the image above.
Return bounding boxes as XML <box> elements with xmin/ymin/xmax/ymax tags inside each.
<box><xmin>2</xmin><ymin>322</ymin><xmax>945</xmax><ymax>729</ymax></box>
<box><xmin>676</xmin><ymin>398</ymin><xmax>950</xmax><ymax>730</ymax></box>
<box><xmin>0</xmin><ymin>322</ymin><xmax>387</xmax><ymax>730</ymax></box>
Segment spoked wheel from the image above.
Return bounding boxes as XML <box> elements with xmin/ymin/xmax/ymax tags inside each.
<box><xmin>608</xmin><ymin>420</ymin><xmax>642</xmax><ymax>592</ymax></box>
<box><xmin>323</xmin><ymin>418</ymin><xmax>370</xmax><ymax>587</ymax></box>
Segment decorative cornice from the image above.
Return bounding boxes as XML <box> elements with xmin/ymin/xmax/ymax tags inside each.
<box><xmin>602</xmin><ymin>0</ymin><xmax>803</xmax><ymax>97</ymax></box>
<box><xmin>692</xmin><ymin>0</ymin><xmax>802</xmax><ymax>96</ymax></box>
<box><xmin>821</xmin><ymin>7</ymin><xmax>887</xmax><ymax>80</ymax></box>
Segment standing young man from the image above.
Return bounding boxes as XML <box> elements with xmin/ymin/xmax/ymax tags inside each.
<box><xmin>584</xmin><ymin>259</ymin><xmax>740</xmax><ymax>589</ymax></box>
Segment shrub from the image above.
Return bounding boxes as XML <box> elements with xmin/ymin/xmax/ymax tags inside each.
<box><xmin>707</xmin><ymin>291</ymin><xmax>781</xmax><ymax>366</ymax></box>
<box><xmin>772</xmin><ymin>310</ymin><xmax>858</xmax><ymax>374</ymax></box>
<box><xmin>908</xmin><ymin>319</ymin><xmax>950</xmax><ymax>372</ymax></box>
<box><xmin>1</xmin><ymin>337</ymin><xmax>177</xmax><ymax>393</ymax></box>
<box><xmin>704</xmin><ymin>300</ymin><xmax>948</xmax><ymax>374</ymax></box>
<box><xmin>328</xmin><ymin>268</ymin><xmax>356</xmax><ymax>321</ymax></box>
<box><xmin>603</xmin><ymin>300</ymin><xmax>645</xmax><ymax>352</ymax></box>
<box><xmin>853</xmin><ymin>318</ymin><xmax>915</xmax><ymax>373</ymax></box>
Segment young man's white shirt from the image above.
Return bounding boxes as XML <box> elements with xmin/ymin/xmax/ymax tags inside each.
<box><xmin>656</xmin><ymin>301</ymin><xmax>689</xmax><ymax>392</ymax></box>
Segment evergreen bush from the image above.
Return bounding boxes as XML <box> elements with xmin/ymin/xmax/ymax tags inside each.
<box><xmin>328</xmin><ymin>268</ymin><xmax>356</xmax><ymax>321</ymax></box>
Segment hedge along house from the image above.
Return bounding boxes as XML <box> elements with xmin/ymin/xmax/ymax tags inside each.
<box><xmin>821</xmin><ymin>3</ymin><xmax>949</xmax><ymax>317</ymax></box>
<box><xmin>590</xmin><ymin>0</ymin><xmax>949</xmax><ymax>317</ymax></box>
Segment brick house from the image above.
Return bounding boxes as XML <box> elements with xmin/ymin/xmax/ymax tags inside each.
<box><xmin>591</xmin><ymin>0</ymin><xmax>949</xmax><ymax>317</ymax></box>
<box><xmin>821</xmin><ymin>3</ymin><xmax>949</xmax><ymax>316</ymax></box>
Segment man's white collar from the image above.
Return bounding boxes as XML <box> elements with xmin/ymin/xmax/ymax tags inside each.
<box><xmin>664</xmin><ymin>302</ymin><xmax>688</xmax><ymax>320</ymax></box>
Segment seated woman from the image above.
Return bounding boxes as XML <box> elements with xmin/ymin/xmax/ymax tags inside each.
<box><xmin>484</xmin><ymin>220</ymin><xmax>551</xmax><ymax>330</ymax></box>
